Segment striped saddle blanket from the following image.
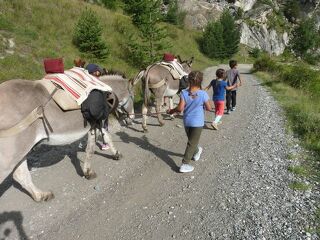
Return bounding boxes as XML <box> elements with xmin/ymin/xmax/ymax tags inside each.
<box><xmin>43</xmin><ymin>67</ymin><xmax>112</xmax><ymax>105</ymax></box>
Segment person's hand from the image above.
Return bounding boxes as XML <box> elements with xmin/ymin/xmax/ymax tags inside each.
<box><xmin>167</xmin><ymin>109</ymin><xmax>175</xmax><ymax>114</ymax></box>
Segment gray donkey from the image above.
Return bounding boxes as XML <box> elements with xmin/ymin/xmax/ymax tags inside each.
<box><xmin>134</xmin><ymin>57</ymin><xmax>193</xmax><ymax>132</ymax></box>
<box><xmin>0</xmin><ymin>74</ymin><xmax>134</xmax><ymax>201</ymax></box>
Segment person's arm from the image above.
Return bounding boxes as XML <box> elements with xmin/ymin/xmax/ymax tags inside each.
<box><xmin>238</xmin><ymin>73</ymin><xmax>243</xmax><ymax>86</ymax></box>
<box><xmin>204</xmin><ymin>83</ymin><xmax>211</xmax><ymax>91</ymax></box>
<box><xmin>204</xmin><ymin>100</ymin><xmax>212</xmax><ymax>111</ymax></box>
<box><xmin>225</xmin><ymin>84</ymin><xmax>236</xmax><ymax>90</ymax></box>
<box><xmin>167</xmin><ymin>97</ymin><xmax>185</xmax><ymax>114</ymax></box>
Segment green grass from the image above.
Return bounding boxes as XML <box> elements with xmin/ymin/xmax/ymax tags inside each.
<box><xmin>0</xmin><ymin>0</ymin><xmax>213</xmax><ymax>82</ymax></box>
<box><xmin>288</xmin><ymin>165</ymin><xmax>308</xmax><ymax>177</ymax></box>
<box><xmin>289</xmin><ymin>181</ymin><xmax>310</xmax><ymax>191</ymax></box>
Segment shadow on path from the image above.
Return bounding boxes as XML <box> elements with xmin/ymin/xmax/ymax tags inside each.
<box><xmin>116</xmin><ymin>132</ymin><xmax>181</xmax><ymax>172</ymax></box>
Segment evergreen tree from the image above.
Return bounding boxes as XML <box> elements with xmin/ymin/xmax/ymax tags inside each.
<box><xmin>290</xmin><ymin>17</ymin><xmax>320</xmax><ymax>57</ymax></box>
<box><xmin>200</xmin><ymin>9</ymin><xmax>240</xmax><ymax>60</ymax></box>
<box><xmin>124</xmin><ymin>0</ymin><xmax>169</xmax><ymax>67</ymax></box>
<box><xmin>201</xmin><ymin>21</ymin><xmax>224</xmax><ymax>59</ymax></box>
<box><xmin>101</xmin><ymin>0</ymin><xmax>118</xmax><ymax>10</ymax></box>
<box><xmin>284</xmin><ymin>0</ymin><xmax>300</xmax><ymax>23</ymax></box>
<box><xmin>164</xmin><ymin>0</ymin><xmax>186</xmax><ymax>26</ymax></box>
<box><xmin>73</xmin><ymin>8</ymin><xmax>109</xmax><ymax>59</ymax></box>
<box><xmin>220</xmin><ymin>9</ymin><xmax>240</xmax><ymax>58</ymax></box>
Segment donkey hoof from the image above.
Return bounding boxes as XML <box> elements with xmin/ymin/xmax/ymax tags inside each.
<box><xmin>43</xmin><ymin>192</ymin><xmax>55</xmax><ymax>202</ymax></box>
<box><xmin>142</xmin><ymin>127</ymin><xmax>148</xmax><ymax>133</ymax></box>
<box><xmin>113</xmin><ymin>151</ymin><xmax>122</xmax><ymax>160</ymax></box>
<box><xmin>159</xmin><ymin>122</ymin><xmax>165</xmax><ymax>127</ymax></box>
<box><xmin>34</xmin><ymin>191</ymin><xmax>55</xmax><ymax>202</ymax></box>
<box><xmin>84</xmin><ymin>170</ymin><xmax>97</xmax><ymax>180</ymax></box>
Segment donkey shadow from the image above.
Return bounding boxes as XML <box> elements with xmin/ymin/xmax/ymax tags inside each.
<box><xmin>116</xmin><ymin>132</ymin><xmax>182</xmax><ymax>172</ymax></box>
<box><xmin>0</xmin><ymin>137</ymin><xmax>117</xmax><ymax>198</ymax></box>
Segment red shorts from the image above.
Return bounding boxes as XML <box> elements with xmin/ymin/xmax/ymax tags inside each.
<box><xmin>214</xmin><ymin>101</ymin><xmax>224</xmax><ymax>116</ymax></box>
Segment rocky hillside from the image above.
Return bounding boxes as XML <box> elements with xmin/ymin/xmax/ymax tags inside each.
<box><xmin>178</xmin><ymin>0</ymin><xmax>320</xmax><ymax>55</ymax></box>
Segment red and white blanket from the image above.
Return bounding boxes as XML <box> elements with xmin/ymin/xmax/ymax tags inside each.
<box><xmin>43</xmin><ymin>67</ymin><xmax>112</xmax><ymax>105</ymax></box>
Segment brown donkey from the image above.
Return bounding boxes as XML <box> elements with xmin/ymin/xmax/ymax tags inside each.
<box><xmin>134</xmin><ymin>57</ymin><xmax>193</xmax><ymax>132</ymax></box>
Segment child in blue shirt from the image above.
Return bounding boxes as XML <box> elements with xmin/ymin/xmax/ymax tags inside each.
<box><xmin>205</xmin><ymin>68</ymin><xmax>237</xmax><ymax>130</ymax></box>
<box><xmin>168</xmin><ymin>71</ymin><xmax>211</xmax><ymax>173</ymax></box>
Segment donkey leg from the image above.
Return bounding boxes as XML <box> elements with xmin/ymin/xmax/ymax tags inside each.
<box><xmin>156</xmin><ymin>98</ymin><xmax>165</xmax><ymax>127</ymax></box>
<box><xmin>102</xmin><ymin>129</ymin><xmax>122</xmax><ymax>160</ymax></box>
<box><xmin>13</xmin><ymin>160</ymin><xmax>54</xmax><ymax>202</ymax></box>
<box><xmin>142</xmin><ymin>103</ymin><xmax>148</xmax><ymax>132</ymax></box>
<box><xmin>82</xmin><ymin>130</ymin><xmax>97</xmax><ymax>180</ymax></box>
<box><xmin>169</xmin><ymin>97</ymin><xmax>175</xmax><ymax>120</ymax></box>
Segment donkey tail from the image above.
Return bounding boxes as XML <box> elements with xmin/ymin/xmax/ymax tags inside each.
<box><xmin>133</xmin><ymin>70</ymin><xmax>145</xmax><ymax>86</ymax></box>
<box><xmin>143</xmin><ymin>73</ymin><xmax>151</xmax><ymax>106</ymax></box>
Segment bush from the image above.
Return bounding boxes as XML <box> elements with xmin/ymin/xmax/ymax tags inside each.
<box><xmin>73</xmin><ymin>8</ymin><xmax>109</xmax><ymax>59</ymax></box>
<box><xmin>279</xmin><ymin>65</ymin><xmax>320</xmax><ymax>91</ymax></box>
<box><xmin>249</xmin><ymin>48</ymin><xmax>262</xmax><ymax>58</ymax></box>
<box><xmin>253</xmin><ymin>55</ymin><xmax>277</xmax><ymax>72</ymax></box>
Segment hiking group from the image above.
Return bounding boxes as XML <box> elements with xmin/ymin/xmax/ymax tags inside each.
<box><xmin>169</xmin><ymin>60</ymin><xmax>242</xmax><ymax>173</ymax></box>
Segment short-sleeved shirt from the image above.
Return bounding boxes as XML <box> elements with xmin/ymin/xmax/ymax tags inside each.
<box><xmin>226</xmin><ymin>68</ymin><xmax>239</xmax><ymax>91</ymax></box>
<box><xmin>181</xmin><ymin>89</ymin><xmax>209</xmax><ymax>127</ymax></box>
<box><xmin>210</xmin><ymin>79</ymin><xmax>227</xmax><ymax>101</ymax></box>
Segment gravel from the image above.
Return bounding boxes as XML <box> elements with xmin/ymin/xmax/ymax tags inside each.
<box><xmin>0</xmin><ymin>65</ymin><xmax>318</xmax><ymax>240</ymax></box>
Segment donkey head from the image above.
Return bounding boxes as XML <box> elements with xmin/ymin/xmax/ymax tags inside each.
<box><xmin>177</xmin><ymin>55</ymin><xmax>194</xmax><ymax>74</ymax></box>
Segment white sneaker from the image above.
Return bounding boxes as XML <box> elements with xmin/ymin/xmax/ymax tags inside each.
<box><xmin>192</xmin><ymin>146</ymin><xmax>203</xmax><ymax>161</ymax></box>
<box><xmin>179</xmin><ymin>164</ymin><xmax>194</xmax><ymax>173</ymax></box>
<box><xmin>211</xmin><ymin>122</ymin><xmax>218</xmax><ymax>130</ymax></box>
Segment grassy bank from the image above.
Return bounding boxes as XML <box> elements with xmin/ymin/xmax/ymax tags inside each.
<box><xmin>0</xmin><ymin>0</ymin><xmax>214</xmax><ymax>82</ymax></box>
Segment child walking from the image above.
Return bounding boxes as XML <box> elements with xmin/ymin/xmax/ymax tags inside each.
<box><xmin>205</xmin><ymin>68</ymin><xmax>237</xmax><ymax>130</ymax></box>
<box><xmin>168</xmin><ymin>71</ymin><xmax>211</xmax><ymax>173</ymax></box>
<box><xmin>226</xmin><ymin>60</ymin><xmax>242</xmax><ymax>114</ymax></box>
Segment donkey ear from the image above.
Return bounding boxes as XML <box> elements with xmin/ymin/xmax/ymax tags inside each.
<box><xmin>188</xmin><ymin>57</ymin><xmax>194</xmax><ymax>66</ymax></box>
<box><xmin>177</xmin><ymin>55</ymin><xmax>182</xmax><ymax>63</ymax></box>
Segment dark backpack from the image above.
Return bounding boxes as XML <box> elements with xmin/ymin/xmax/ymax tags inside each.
<box><xmin>81</xmin><ymin>90</ymin><xmax>110</xmax><ymax>129</ymax></box>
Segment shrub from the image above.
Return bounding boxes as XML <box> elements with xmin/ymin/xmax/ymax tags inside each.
<box><xmin>253</xmin><ymin>54</ymin><xmax>277</xmax><ymax>72</ymax></box>
<box><xmin>249</xmin><ymin>48</ymin><xmax>262</xmax><ymax>59</ymax></box>
<box><xmin>73</xmin><ymin>8</ymin><xmax>109</xmax><ymax>59</ymax></box>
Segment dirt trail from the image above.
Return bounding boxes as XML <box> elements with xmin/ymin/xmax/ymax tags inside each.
<box><xmin>0</xmin><ymin>64</ymin><xmax>317</xmax><ymax>240</ymax></box>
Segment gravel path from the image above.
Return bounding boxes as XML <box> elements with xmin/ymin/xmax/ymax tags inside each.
<box><xmin>0</xmin><ymin>64</ymin><xmax>318</xmax><ymax>240</ymax></box>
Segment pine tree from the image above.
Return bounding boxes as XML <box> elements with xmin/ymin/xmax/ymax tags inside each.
<box><xmin>220</xmin><ymin>9</ymin><xmax>240</xmax><ymax>58</ymax></box>
<box><xmin>201</xmin><ymin>21</ymin><xmax>225</xmax><ymax>59</ymax></box>
<box><xmin>124</xmin><ymin>0</ymin><xmax>169</xmax><ymax>67</ymax></box>
<box><xmin>200</xmin><ymin>9</ymin><xmax>240</xmax><ymax>60</ymax></box>
<box><xmin>290</xmin><ymin>17</ymin><xmax>320</xmax><ymax>57</ymax></box>
<box><xmin>73</xmin><ymin>8</ymin><xmax>109</xmax><ymax>59</ymax></box>
<box><xmin>284</xmin><ymin>0</ymin><xmax>300</xmax><ymax>23</ymax></box>
<box><xmin>164</xmin><ymin>0</ymin><xmax>186</xmax><ymax>26</ymax></box>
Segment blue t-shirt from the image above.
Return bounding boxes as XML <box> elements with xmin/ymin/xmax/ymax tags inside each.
<box><xmin>210</xmin><ymin>79</ymin><xmax>227</xmax><ymax>101</ymax></box>
<box><xmin>181</xmin><ymin>89</ymin><xmax>209</xmax><ymax>127</ymax></box>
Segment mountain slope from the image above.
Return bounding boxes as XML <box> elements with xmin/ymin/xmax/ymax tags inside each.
<box><xmin>0</xmin><ymin>0</ymin><xmax>213</xmax><ymax>82</ymax></box>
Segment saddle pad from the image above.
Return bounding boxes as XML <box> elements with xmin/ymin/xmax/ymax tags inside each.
<box><xmin>37</xmin><ymin>80</ymin><xmax>80</xmax><ymax>111</ymax></box>
<box><xmin>43</xmin><ymin>67</ymin><xmax>112</xmax><ymax>105</ymax></box>
<box><xmin>158</xmin><ymin>63</ymin><xmax>180</xmax><ymax>80</ymax></box>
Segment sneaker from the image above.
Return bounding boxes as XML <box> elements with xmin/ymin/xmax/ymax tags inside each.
<box><xmin>211</xmin><ymin>122</ymin><xmax>218</xmax><ymax>130</ymax></box>
<box><xmin>231</xmin><ymin>107</ymin><xmax>236</xmax><ymax>111</ymax></box>
<box><xmin>226</xmin><ymin>110</ymin><xmax>230</xmax><ymax>114</ymax></box>
<box><xmin>179</xmin><ymin>164</ymin><xmax>194</xmax><ymax>173</ymax></box>
<box><xmin>192</xmin><ymin>146</ymin><xmax>203</xmax><ymax>161</ymax></box>
<box><xmin>101</xmin><ymin>143</ymin><xmax>110</xmax><ymax>151</ymax></box>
